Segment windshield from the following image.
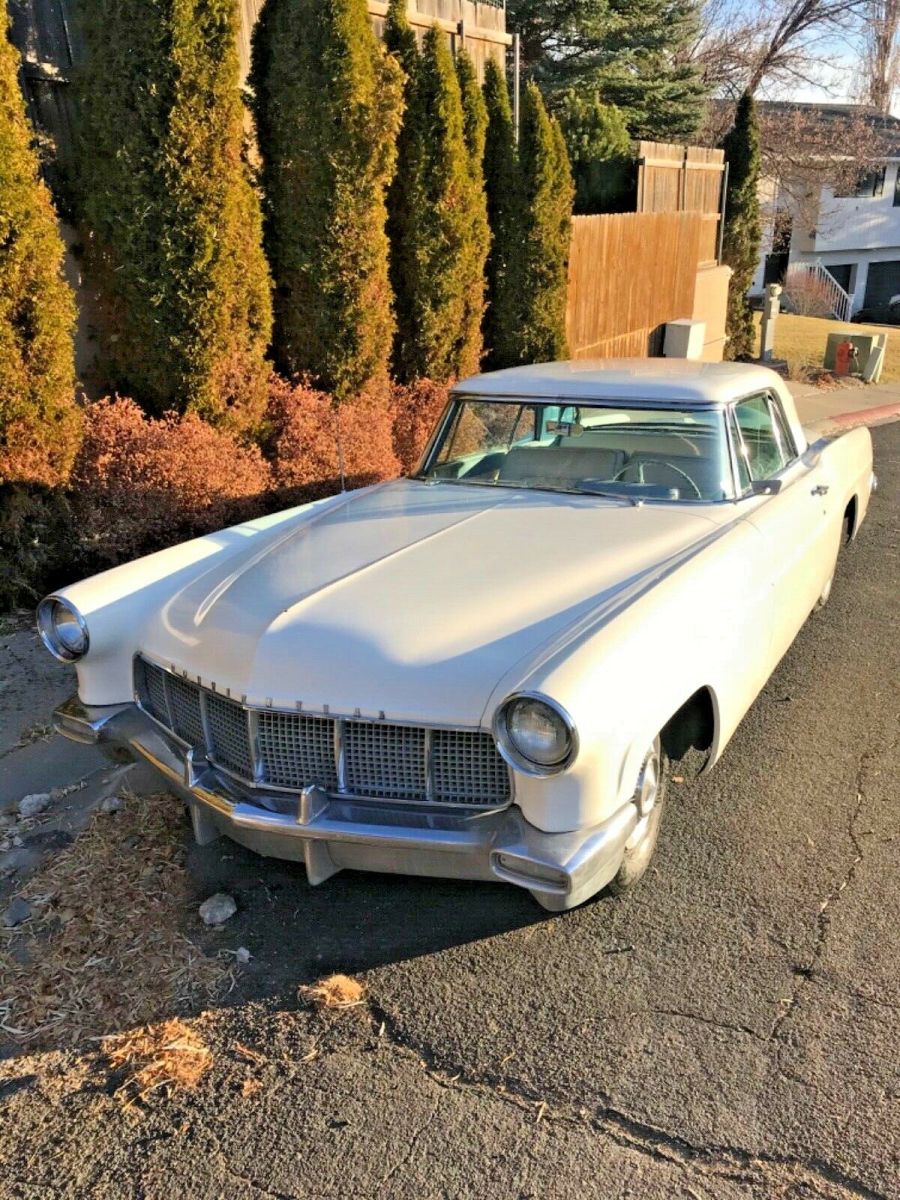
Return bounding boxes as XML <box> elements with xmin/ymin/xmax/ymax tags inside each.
<box><xmin>416</xmin><ymin>398</ymin><xmax>733</xmax><ymax>502</ymax></box>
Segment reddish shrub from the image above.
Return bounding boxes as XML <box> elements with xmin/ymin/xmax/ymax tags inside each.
<box><xmin>72</xmin><ymin>398</ymin><xmax>271</xmax><ymax>564</ymax></box>
<box><xmin>389</xmin><ymin>379</ymin><xmax>451</xmax><ymax>476</ymax></box>
<box><xmin>264</xmin><ymin>376</ymin><xmax>400</xmax><ymax>502</ymax></box>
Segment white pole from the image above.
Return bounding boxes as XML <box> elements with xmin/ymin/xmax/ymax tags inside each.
<box><xmin>513</xmin><ymin>32</ymin><xmax>520</xmax><ymax>144</ymax></box>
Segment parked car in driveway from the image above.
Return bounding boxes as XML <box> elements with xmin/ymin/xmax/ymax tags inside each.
<box><xmin>39</xmin><ymin>360</ymin><xmax>875</xmax><ymax>910</ymax></box>
<box><xmin>851</xmin><ymin>295</ymin><xmax>900</xmax><ymax>324</ymax></box>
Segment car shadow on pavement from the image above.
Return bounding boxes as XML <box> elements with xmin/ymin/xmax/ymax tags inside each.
<box><xmin>186</xmin><ymin>823</ymin><xmax>549</xmax><ymax>1006</ymax></box>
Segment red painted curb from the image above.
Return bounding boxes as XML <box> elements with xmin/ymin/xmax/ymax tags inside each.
<box><xmin>830</xmin><ymin>400</ymin><xmax>900</xmax><ymax>428</ymax></box>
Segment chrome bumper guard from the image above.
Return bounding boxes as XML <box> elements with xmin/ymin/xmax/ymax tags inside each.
<box><xmin>53</xmin><ymin>694</ymin><xmax>637</xmax><ymax>908</ymax></box>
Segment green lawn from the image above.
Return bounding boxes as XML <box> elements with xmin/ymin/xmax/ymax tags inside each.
<box><xmin>752</xmin><ymin>312</ymin><xmax>900</xmax><ymax>382</ymax></box>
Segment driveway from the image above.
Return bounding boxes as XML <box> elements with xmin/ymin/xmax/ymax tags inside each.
<box><xmin>1</xmin><ymin>424</ymin><xmax>898</xmax><ymax>1199</ymax></box>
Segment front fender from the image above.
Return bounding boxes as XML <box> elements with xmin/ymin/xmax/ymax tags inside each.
<box><xmin>495</xmin><ymin>513</ymin><xmax>770</xmax><ymax>834</ymax></box>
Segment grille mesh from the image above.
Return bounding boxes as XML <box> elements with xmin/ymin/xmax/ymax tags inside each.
<box><xmin>258</xmin><ymin>711</ymin><xmax>338</xmax><ymax>791</ymax></box>
<box><xmin>343</xmin><ymin>722</ymin><xmax>427</xmax><ymax>800</ymax></box>
<box><xmin>134</xmin><ymin>658</ymin><xmax>509</xmax><ymax>808</ymax></box>
<box><xmin>137</xmin><ymin>658</ymin><xmax>169</xmax><ymax>725</ymax></box>
<box><xmin>432</xmin><ymin>730</ymin><xmax>510</xmax><ymax>805</ymax></box>
<box><xmin>165</xmin><ymin>672</ymin><xmax>205</xmax><ymax>748</ymax></box>
<box><xmin>206</xmin><ymin>693</ymin><xmax>254</xmax><ymax>778</ymax></box>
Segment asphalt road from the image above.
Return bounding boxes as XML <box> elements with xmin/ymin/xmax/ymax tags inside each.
<box><xmin>2</xmin><ymin>423</ymin><xmax>899</xmax><ymax>1200</ymax></box>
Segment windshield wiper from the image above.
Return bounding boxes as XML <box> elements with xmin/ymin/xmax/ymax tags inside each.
<box><xmin>573</xmin><ymin>481</ymin><xmax>641</xmax><ymax>506</ymax></box>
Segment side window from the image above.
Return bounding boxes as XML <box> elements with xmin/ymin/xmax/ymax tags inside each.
<box><xmin>768</xmin><ymin>394</ymin><xmax>797</xmax><ymax>462</ymax></box>
<box><xmin>732</xmin><ymin>393</ymin><xmax>789</xmax><ymax>483</ymax></box>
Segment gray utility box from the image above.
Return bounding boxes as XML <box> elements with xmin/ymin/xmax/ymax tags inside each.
<box><xmin>823</xmin><ymin>331</ymin><xmax>887</xmax><ymax>383</ymax></box>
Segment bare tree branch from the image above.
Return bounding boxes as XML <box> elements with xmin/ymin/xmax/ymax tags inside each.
<box><xmin>860</xmin><ymin>0</ymin><xmax>900</xmax><ymax>111</ymax></box>
<box><xmin>693</xmin><ymin>0</ymin><xmax>869</xmax><ymax>96</ymax></box>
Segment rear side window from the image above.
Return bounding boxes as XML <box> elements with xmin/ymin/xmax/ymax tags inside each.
<box><xmin>732</xmin><ymin>393</ymin><xmax>791</xmax><ymax>484</ymax></box>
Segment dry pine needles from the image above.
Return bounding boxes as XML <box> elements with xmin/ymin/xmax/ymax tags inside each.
<box><xmin>104</xmin><ymin>1017</ymin><xmax>211</xmax><ymax>1107</ymax></box>
<box><xmin>0</xmin><ymin>792</ymin><xmax>232</xmax><ymax>1049</ymax></box>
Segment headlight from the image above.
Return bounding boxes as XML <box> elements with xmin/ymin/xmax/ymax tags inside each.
<box><xmin>36</xmin><ymin>596</ymin><xmax>90</xmax><ymax>662</ymax></box>
<box><xmin>494</xmin><ymin>693</ymin><xmax>577</xmax><ymax>775</ymax></box>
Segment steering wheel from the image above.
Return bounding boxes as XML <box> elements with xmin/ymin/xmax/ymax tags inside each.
<box><xmin>613</xmin><ymin>458</ymin><xmax>703</xmax><ymax>499</ymax></box>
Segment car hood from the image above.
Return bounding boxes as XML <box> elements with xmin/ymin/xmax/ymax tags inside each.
<box><xmin>140</xmin><ymin>480</ymin><xmax>719</xmax><ymax>725</ymax></box>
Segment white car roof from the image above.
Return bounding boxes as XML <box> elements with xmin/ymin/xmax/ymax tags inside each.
<box><xmin>453</xmin><ymin>359</ymin><xmax>785</xmax><ymax>407</ymax></box>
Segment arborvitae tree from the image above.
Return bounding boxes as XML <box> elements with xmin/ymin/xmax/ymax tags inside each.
<box><xmin>0</xmin><ymin>23</ymin><xmax>79</xmax><ymax>487</ymax></box>
<box><xmin>384</xmin><ymin>0</ymin><xmax>421</xmax><ymax>383</ymax></box>
<box><xmin>388</xmin><ymin>25</ymin><xmax>483</xmax><ymax>382</ymax></box>
<box><xmin>252</xmin><ymin>0</ymin><xmax>403</xmax><ymax>401</ymax></box>
<box><xmin>481</xmin><ymin>58</ymin><xmax>523</xmax><ymax>371</ymax></box>
<box><xmin>720</xmin><ymin>92</ymin><xmax>761</xmax><ymax>360</ymax></box>
<box><xmin>455</xmin><ymin>49</ymin><xmax>490</xmax><ymax>379</ymax></box>
<box><xmin>507</xmin><ymin>0</ymin><xmax>707</xmax><ymax>141</ymax></box>
<box><xmin>558</xmin><ymin>90</ymin><xmax>634</xmax><ymax>214</ymax></box>
<box><xmin>76</xmin><ymin>0</ymin><xmax>272</xmax><ymax>431</ymax></box>
<box><xmin>517</xmin><ymin>84</ymin><xmax>574</xmax><ymax>363</ymax></box>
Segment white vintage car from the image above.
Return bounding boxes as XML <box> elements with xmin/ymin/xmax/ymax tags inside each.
<box><xmin>40</xmin><ymin>360</ymin><xmax>875</xmax><ymax>910</ymax></box>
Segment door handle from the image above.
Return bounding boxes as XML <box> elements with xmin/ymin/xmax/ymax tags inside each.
<box><xmin>811</xmin><ymin>484</ymin><xmax>830</xmax><ymax>496</ymax></box>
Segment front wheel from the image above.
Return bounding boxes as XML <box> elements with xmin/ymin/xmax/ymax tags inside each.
<box><xmin>608</xmin><ymin>737</ymin><xmax>669</xmax><ymax>895</ymax></box>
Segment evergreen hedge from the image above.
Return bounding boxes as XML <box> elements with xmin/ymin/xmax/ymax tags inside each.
<box><xmin>558</xmin><ymin>90</ymin><xmax>634</xmax><ymax>215</ymax></box>
<box><xmin>386</xmin><ymin>23</ymin><xmax>486</xmax><ymax>382</ymax></box>
<box><xmin>517</xmin><ymin>83</ymin><xmax>574</xmax><ymax>364</ymax></box>
<box><xmin>0</xmin><ymin>22</ymin><xmax>79</xmax><ymax>488</ymax></box>
<box><xmin>76</xmin><ymin>0</ymin><xmax>272</xmax><ymax>431</ymax></box>
<box><xmin>720</xmin><ymin>92</ymin><xmax>762</xmax><ymax>361</ymax></box>
<box><xmin>455</xmin><ymin>48</ymin><xmax>490</xmax><ymax>379</ymax></box>
<box><xmin>384</xmin><ymin>0</ymin><xmax>420</xmax><ymax>381</ymax></box>
<box><xmin>481</xmin><ymin>58</ymin><xmax>522</xmax><ymax>371</ymax></box>
<box><xmin>252</xmin><ymin>0</ymin><xmax>403</xmax><ymax>400</ymax></box>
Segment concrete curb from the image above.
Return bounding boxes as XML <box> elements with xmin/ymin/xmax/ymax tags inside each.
<box><xmin>831</xmin><ymin>399</ymin><xmax>900</xmax><ymax>429</ymax></box>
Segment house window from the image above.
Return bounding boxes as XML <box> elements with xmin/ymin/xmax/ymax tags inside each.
<box><xmin>893</xmin><ymin>166</ymin><xmax>900</xmax><ymax>206</ymax></box>
<box><xmin>835</xmin><ymin>165</ymin><xmax>886</xmax><ymax>199</ymax></box>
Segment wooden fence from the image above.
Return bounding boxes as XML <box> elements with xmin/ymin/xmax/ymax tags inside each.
<box><xmin>367</xmin><ymin>1</ymin><xmax>510</xmax><ymax>80</ymax></box>
<box><xmin>566</xmin><ymin>211</ymin><xmax>707</xmax><ymax>359</ymax></box>
<box><xmin>10</xmin><ymin>0</ymin><xmax>511</xmax><ymax>170</ymax></box>
<box><xmin>636</xmin><ymin>141</ymin><xmax>725</xmax><ymax>268</ymax></box>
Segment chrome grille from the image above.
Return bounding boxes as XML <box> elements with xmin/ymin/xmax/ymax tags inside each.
<box><xmin>205</xmin><ymin>692</ymin><xmax>255</xmax><ymax>779</ymax></box>
<box><xmin>432</xmin><ymin>729</ymin><xmax>510</xmax><ymax>805</ymax></box>
<box><xmin>134</xmin><ymin>657</ymin><xmax>510</xmax><ymax>808</ymax></box>
<box><xmin>344</xmin><ymin>722</ymin><xmax>427</xmax><ymax>800</ymax></box>
<box><xmin>136</xmin><ymin>657</ymin><xmax>169</xmax><ymax>725</ymax></box>
<box><xmin>257</xmin><ymin>711</ymin><xmax>338</xmax><ymax>791</ymax></box>
<box><xmin>165</xmin><ymin>672</ymin><xmax>205</xmax><ymax>748</ymax></box>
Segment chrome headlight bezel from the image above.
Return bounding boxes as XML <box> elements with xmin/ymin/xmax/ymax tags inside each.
<box><xmin>493</xmin><ymin>691</ymin><xmax>578</xmax><ymax>777</ymax></box>
<box><xmin>36</xmin><ymin>596</ymin><xmax>90</xmax><ymax>663</ymax></box>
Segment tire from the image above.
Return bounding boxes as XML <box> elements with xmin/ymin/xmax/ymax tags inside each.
<box><xmin>815</xmin><ymin>531</ymin><xmax>843</xmax><ymax>611</ymax></box>
<box><xmin>815</xmin><ymin>567</ymin><xmax>835</xmax><ymax>610</ymax></box>
<box><xmin>608</xmin><ymin>736</ymin><xmax>669</xmax><ymax>895</ymax></box>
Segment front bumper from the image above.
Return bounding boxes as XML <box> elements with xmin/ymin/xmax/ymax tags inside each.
<box><xmin>53</xmin><ymin>694</ymin><xmax>637</xmax><ymax>910</ymax></box>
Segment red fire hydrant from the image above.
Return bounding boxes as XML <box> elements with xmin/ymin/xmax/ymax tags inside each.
<box><xmin>835</xmin><ymin>338</ymin><xmax>858</xmax><ymax>376</ymax></box>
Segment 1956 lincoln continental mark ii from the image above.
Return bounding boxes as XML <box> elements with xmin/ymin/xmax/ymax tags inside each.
<box><xmin>39</xmin><ymin>361</ymin><xmax>875</xmax><ymax>910</ymax></box>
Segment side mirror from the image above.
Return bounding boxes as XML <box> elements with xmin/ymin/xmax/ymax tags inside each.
<box><xmin>750</xmin><ymin>479</ymin><xmax>782</xmax><ymax>496</ymax></box>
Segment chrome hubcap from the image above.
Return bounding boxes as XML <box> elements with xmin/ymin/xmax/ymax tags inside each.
<box><xmin>626</xmin><ymin>745</ymin><xmax>660</xmax><ymax>850</ymax></box>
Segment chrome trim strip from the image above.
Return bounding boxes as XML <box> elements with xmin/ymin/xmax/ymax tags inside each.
<box><xmin>335</xmin><ymin>718</ymin><xmax>347</xmax><ymax>794</ymax></box>
<box><xmin>247</xmin><ymin>709</ymin><xmax>263</xmax><ymax>783</ymax></box>
<box><xmin>198</xmin><ymin>689</ymin><xmax>214</xmax><ymax>761</ymax></box>
<box><xmin>424</xmin><ymin>728</ymin><xmax>435</xmax><ymax>803</ymax></box>
<box><xmin>160</xmin><ymin>671</ymin><xmax>176</xmax><ymax>731</ymax></box>
<box><xmin>448</xmin><ymin>391</ymin><xmax>725</xmax><ymax>410</ymax></box>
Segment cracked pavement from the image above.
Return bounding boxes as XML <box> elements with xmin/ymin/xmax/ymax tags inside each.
<box><xmin>1</xmin><ymin>423</ymin><xmax>898</xmax><ymax>1199</ymax></box>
